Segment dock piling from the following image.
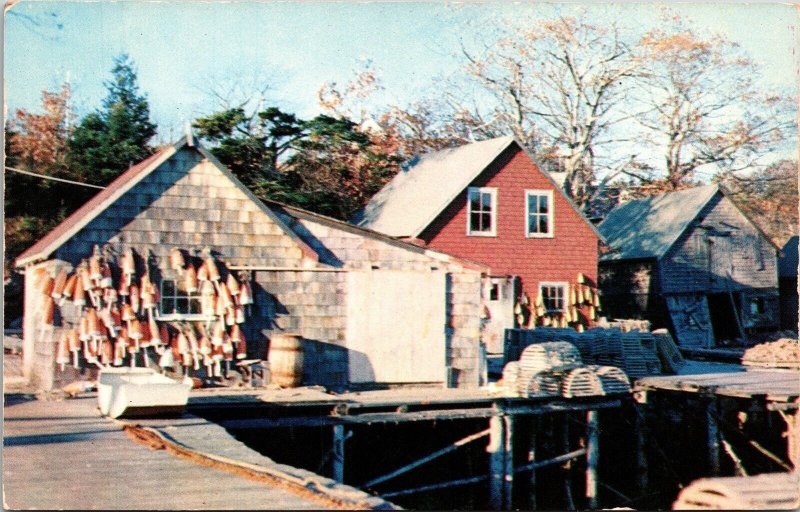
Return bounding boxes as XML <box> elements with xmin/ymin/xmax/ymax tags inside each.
<box><xmin>585</xmin><ymin>410</ymin><xmax>599</xmax><ymax>510</ymax></box>
<box><xmin>706</xmin><ymin>400</ymin><xmax>720</xmax><ymax>476</ymax></box>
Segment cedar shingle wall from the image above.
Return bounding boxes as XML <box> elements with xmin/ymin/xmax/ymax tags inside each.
<box><xmin>55</xmin><ymin>148</ymin><xmax>306</xmax><ymax>268</ymax></box>
<box><xmin>419</xmin><ymin>146</ymin><xmax>599</xmax><ymax>302</ymax></box>
<box><xmin>659</xmin><ymin>194</ymin><xmax>778</xmax><ymax>294</ymax></box>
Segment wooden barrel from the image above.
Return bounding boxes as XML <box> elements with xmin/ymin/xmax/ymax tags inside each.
<box><xmin>268</xmin><ymin>333</ymin><xmax>304</xmax><ymax>387</ymax></box>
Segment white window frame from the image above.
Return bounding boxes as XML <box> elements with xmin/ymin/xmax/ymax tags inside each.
<box><xmin>539</xmin><ymin>281</ymin><xmax>568</xmax><ymax>313</ymax></box>
<box><xmin>466</xmin><ymin>187</ymin><xmax>497</xmax><ymax>237</ymax></box>
<box><xmin>156</xmin><ymin>279</ymin><xmax>211</xmax><ymax>321</ymax></box>
<box><xmin>525</xmin><ymin>189</ymin><xmax>554</xmax><ymax>238</ymax></box>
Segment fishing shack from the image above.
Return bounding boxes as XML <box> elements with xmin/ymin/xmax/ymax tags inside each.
<box><xmin>14</xmin><ymin>136</ymin><xmax>487</xmax><ymax>391</ymax></box>
<box><xmin>597</xmin><ymin>185</ymin><xmax>780</xmax><ymax>349</ymax></box>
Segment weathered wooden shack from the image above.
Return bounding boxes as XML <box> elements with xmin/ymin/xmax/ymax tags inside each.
<box><xmin>15</xmin><ymin>136</ymin><xmax>487</xmax><ymax>391</ymax></box>
<box><xmin>355</xmin><ymin>136</ymin><xmax>603</xmax><ymax>353</ymax></box>
<box><xmin>598</xmin><ymin>185</ymin><xmax>780</xmax><ymax>348</ymax></box>
<box><xmin>779</xmin><ymin>235</ymin><xmax>798</xmax><ymax>330</ymax></box>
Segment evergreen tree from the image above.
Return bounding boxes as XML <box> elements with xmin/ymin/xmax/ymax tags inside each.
<box><xmin>69</xmin><ymin>54</ymin><xmax>156</xmax><ymax>183</ymax></box>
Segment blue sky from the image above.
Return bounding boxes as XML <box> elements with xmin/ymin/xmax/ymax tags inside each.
<box><xmin>5</xmin><ymin>1</ymin><xmax>798</xmax><ymax>145</ymax></box>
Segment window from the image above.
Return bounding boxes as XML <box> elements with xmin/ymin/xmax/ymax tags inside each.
<box><xmin>467</xmin><ymin>187</ymin><xmax>497</xmax><ymax>236</ymax></box>
<box><xmin>159</xmin><ymin>279</ymin><xmax>202</xmax><ymax>318</ymax></box>
<box><xmin>526</xmin><ymin>190</ymin><xmax>554</xmax><ymax>237</ymax></box>
<box><xmin>540</xmin><ymin>282</ymin><xmax>567</xmax><ymax>312</ymax></box>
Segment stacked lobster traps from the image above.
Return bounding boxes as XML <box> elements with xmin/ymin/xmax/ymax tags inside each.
<box><xmin>502</xmin><ymin>341</ymin><xmax>632</xmax><ymax>399</ymax></box>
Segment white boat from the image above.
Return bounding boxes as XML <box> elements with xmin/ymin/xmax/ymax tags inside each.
<box><xmin>97</xmin><ymin>367</ymin><xmax>192</xmax><ymax>419</ymax></box>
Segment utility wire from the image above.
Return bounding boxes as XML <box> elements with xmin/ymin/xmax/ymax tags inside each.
<box><xmin>4</xmin><ymin>166</ymin><xmax>106</xmax><ymax>190</ymax></box>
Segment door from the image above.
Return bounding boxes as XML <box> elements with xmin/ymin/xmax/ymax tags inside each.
<box><xmin>665</xmin><ymin>294</ymin><xmax>715</xmax><ymax>348</ymax></box>
<box><xmin>346</xmin><ymin>270</ymin><xmax>446</xmax><ymax>383</ymax></box>
<box><xmin>482</xmin><ymin>276</ymin><xmax>518</xmax><ymax>354</ymax></box>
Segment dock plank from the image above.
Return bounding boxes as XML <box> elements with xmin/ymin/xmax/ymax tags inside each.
<box><xmin>3</xmin><ymin>397</ymin><xmax>333</xmax><ymax>510</ymax></box>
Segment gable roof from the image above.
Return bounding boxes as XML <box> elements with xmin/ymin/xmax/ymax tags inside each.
<box><xmin>598</xmin><ymin>185</ymin><xmax>719</xmax><ymax>261</ymax></box>
<box><xmin>779</xmin><ymin>236</ymin><xmax>798</xmax><ymax>278</ymax></box>
<box><xmin>354</xmin><ymin>136</ymin><xmax>515</xmax><ymax>237</ymax></box>
<box><xmin>15</xmin><ymin>138</ymin><xmax>318</xmax><ymax>267</ymax></box>
<box><xmin>354</xmin><ymin>135</ymin><xmax>602</xmax><ymax>240</ymax></box>
<box><xmin>598</xmin><ymin>184</ymin><xmax>779</xmax><ymax>262</ymax></box>
<box><xmin>265</xmin><ymin>199</ymin><xmax>490</xmax><ymax>273</ymax></box>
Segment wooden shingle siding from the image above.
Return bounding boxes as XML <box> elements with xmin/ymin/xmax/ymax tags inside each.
<box><xmin>56</xmin><ymin>148</ymin><xmax>307</xmax><ymax>268</ymax></box>
<box><xmin>660</xmin><ymin>194</ymin><xmax>778</xmax><ymax>294</ymax></box>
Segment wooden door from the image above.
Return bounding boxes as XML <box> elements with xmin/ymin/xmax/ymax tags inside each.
<box><xmin>482</xmin><ymin>276</ymin><xmax>518</xmax><ymax>354</ymax></box>
<box><xmin>346</xmin><ymin>270</ymin><xmax>446</xmax><ymax>383</ymax></box>
<box><xmin>665</xmin><ymin>294</ymin><xmax>715</xmax><ymax>348</ymax></box>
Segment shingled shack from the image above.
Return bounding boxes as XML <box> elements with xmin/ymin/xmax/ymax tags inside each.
<box><xmin>15</xmin><ymin>136</ymin><xmax>487</xmax><ymax>391</ymax></box>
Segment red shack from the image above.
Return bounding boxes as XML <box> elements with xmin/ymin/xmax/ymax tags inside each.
<box><xmin>355</xmin><ymin>136</ymin><xmax>603</xmax><ymax>353</ymax></box>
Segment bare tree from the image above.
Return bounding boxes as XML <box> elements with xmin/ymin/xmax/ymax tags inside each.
<box><xmin>451</xmin><ymin>14</ymin><xmax>645</xmax><ymax>208</ymax></box>
<box><xmin>635</xmin><ymin>14</ymin><xmax>796</xmax><ymax>190</ymax></box>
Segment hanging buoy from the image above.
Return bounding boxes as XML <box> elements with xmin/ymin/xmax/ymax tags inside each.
<box><xmin>118</xmin><ymin>276</ymin><xmax>130</xmax><ymax>299</ymax></box>
<box><xmin>62</xmin><ymin>273</ymin><xmax>78</xmax><ymax>300</ymax></box>
<box><xmin>199</xmin><ymin>334</ymin><xmax>212</xmax><ymax>356</ymax></box>
<box><xmin>170</xmin><ymin>248</ymin><xmax>186</xmax><ymax>273</ymax></box>
<box><xmin>130</xmin><ymin>285</ymin><xmax>140</xmax><ymax>314</ymax></box>
<box><xmin>80</xmin><ymin>267</ymin><xmax>94</xmax><ymax>291</ymax></box>
<box><xmin>87</xmin><ymin>308</ymin><xmax>102</xmax><ymax>336</ymax></box>
<box><xmin>73</xmin><ymin>277</ymin><xmax>86</xmax><ymax>307</ymax></box>
<box><xmin>56</xmin><ymin>334</ymin><xmax>70</xmax><ymax>371</ymax></box>
<box><xmin>205</xmin><ymin>257</ymin><xmax>220</xmax><ymax>282</ymax></box>
<box><xmin>184</xmin><ymin>264</ymin><xmax>198</xmax><ymax>293</ymax></box>
<box><xmin>235</xmin><ymin>332</ymin><xmax>247</xmax><ymax>360</ymax></box>
<box><xmin>226</xmin><ymin>273</ymin><xmax>240</xmax><ymax>296</ymax></box>
<box><xmin>68</xmin><ymin>328</ymin><xmax>81</xmax><ymax>368</ymax></box>
<box><xmin>40</xmin><ymin>275</ymin><xmax>55</xmax><ymax>296</ymax></box>
<box><xmin>121</xmin><ymin>304</ymin><xmax>136</xmax><ymax>323</ymax></box>
<box><xmin>212</xmin><ymin>320</ymin><xmax>226</xmax><ymax>346</ymax></box>
<box><xmin>589</xmin><ymin>305</ymin><xmax>597</xmax><ymax>321</ymax></box>
<box><xmin>576</xmin><ymin>323</ymin><xmax>585</xmax><ymax>333</ymax></box>
<box><xmin>594</xmin><ymin>294</ymin><xmax>601</xmax><ymax>309</ymax></box>
<box><xmin>197</xmin><ymin>262</ymin><xmax>209</xmax><ymax>282</ymax></box>
<box><xmin>239</xmin><ymin>281</ymin><xmax>253</xmax><ymax>306</ymax></box>
<box><xmin>89</xmin><ymin>255</ymin><xmax>102</xmax><ymax>281</ymax></box>
<box><xmin>51</xmin><ymin>269</ymin><xmax>68</xmax><ymax>299</ymax></box>
<box><xmin>159</xmin><ymin>324</ymin><xmax>171</xmax><ymax>347</ymax></box>
<box><xmin>235</xmin><ymin>305</ymin><xmax>245</xmax><ymax>324</ymax></box>
<box><xmin>535</xmin><ymin>294</ymin><xmax>543</xmax><ymax>308</ymax></box>
<box><xmin>100</xmin><ymin>339</ymin><xmax>112</xmax><ymax>366</ymax></box>
<box><xmin>564</xmin><ymin>308</ymin><xmax>572</xmax><ymax>323</ymax></box>
<box><xmin>214</xmin><ymin>295</ymin><xmax>226</xmax><ymax>317</ymax></box>
<box><xmin>100</xmin><ymin>262</ymin><xmax>113</xmax><ymax>289</ymax></box>
<box><xmin>229</xmin><ymin>324</ymin><xmax>243</xmax><ymax>344</ymax></box>
<box><xmin>41</xmin><ymin>296</ymin><xmax>56</xmax><ymax>326</ymax></box>
<box><xmin>577</xmin><ymin>272</ymin><xmax>585</xmax><ymax>284</ymax></box>
<box><xmin>219</xmin><ymin>282</ymin><xmax>233</xmax><ymax>310</ymax></box>
<box><xmin>569</xmin><ymin>286</ymin><xmax>577</xmax><ymax>306</ymax></box>
<box><xmin>225</xmin><ymin>308</ymin><xmax>236</xmax><ymax>326</ymax></box>
<box><xmin>121</xmin><ymin>248</ymin><xmax>136</xmax><ymax>279</ymax></box>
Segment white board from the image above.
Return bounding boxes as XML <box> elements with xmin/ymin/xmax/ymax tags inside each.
<box><xmin>346</xmin><ymin>270</ymin><xmax>446</xmax><ymax>383</ymax></box>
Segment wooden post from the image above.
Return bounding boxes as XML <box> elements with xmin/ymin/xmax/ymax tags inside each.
<box><xmin>503</xmin><ymin>415</ymin><xmax>514</xmax><ymax>511</ymax></box>
<box><xmin>634</xmin><ymin>405</ymin><xmax>649</xmax><ymax>493</ymax></box>
<box><xmin>778</xmin><ymin>410</ymin><xmax>800</xmax><ymax>472</ymax></box>
<box><xmin>563</xmin><ymin>413</ymin><xmax>575</xmax><ymax>511</ymax></box>
<box><xmin>528</xmin><ymin>417</ymin><xmax>537</xmax><ymax>510</ymax></box>
<box><xmin>333</xmin><ymin>424</ymin><xmax>346</xmax><ymax>483</ymax></box>
<box><xmin>488</xmin><ymin>415</ymin><xmax>505</xmax><ymax>510</ymax></box>
<box><xmin>585</xmin><ymin>410</ymin><xmax>599</xmax><ymax>510</ymax></box>
<box><xmin>707</xmin><ymin>400</ymin><xmax>720</xmax><ymax>476</ymax></box>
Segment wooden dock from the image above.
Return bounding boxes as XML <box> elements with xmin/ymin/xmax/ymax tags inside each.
<box><xmin>2</xmin><ymin>394</ymin><xmax>395</xmax><ymax>510</ymax></box>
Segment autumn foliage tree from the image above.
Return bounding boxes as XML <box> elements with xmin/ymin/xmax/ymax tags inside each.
<box><xmin>635</xmin><ymin>14</ymin><xmax>795</xmax><ymax>191</ymax></box>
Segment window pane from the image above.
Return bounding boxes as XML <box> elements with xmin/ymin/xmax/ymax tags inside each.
<box><xmin>481</xmin><ymin>213</ymin><xmax>491</xmax><ymax>231</ymax></box>
<box><xmin>176</xmin><ymin>298</ymin><xmax>189</xmax><ymax>314</ymax></box>
<box><xmin>470</xmin><ymin>212</ymin><xmax>481</xmax><ymax>231</ymax></box>
<box><xmin>539</xmin><ymin>216</ymin><xmax>549</xmax><ymax>234</ymax></box>
<box><xmin>469</xmin><ymin>190</ymin><xmax>481</xmax><ymax>211</ymax></box>
<box><xmin>161</xmin><ymin>297</ymin><xmax>173</xmax><ymax>315</ymax></box>
<box><xmin>480</xmin><ymin>192</ymin><xmax>492</xmax><ymax>210</ymax></box>
<box><xmin>162</xmin><ymin>280</ymin><xmax>175</xmax><ymax>296</ymax></box>
<box><xmin>189</xmin><ymin>298</ymin><xmax>201</xmax><ymax>314</ymax></box>
<box><xmin>538</xmin><ymin>195</ymin><xmax>548</xmax><ymax>214</ymax></box>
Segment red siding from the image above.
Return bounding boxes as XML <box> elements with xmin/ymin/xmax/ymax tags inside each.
<box><xmin>420</xmin><ymin>146</ymin><xmax>599</xmax><ymax>301</ymax></box>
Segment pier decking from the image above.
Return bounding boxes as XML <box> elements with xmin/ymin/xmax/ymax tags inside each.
<box><xmin>2</xmin><ymin>394</ymin><xmax>394</xmax><ymax>510</ymax></box>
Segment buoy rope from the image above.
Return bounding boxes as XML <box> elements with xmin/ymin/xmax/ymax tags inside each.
<box><xmin>5</xmin><ymin>166</ymin><xmax>106</xmax><ymax>189</ymax></box>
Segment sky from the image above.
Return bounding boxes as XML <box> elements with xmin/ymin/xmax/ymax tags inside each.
<box><xmin>4</xmin><ymin>1</ymin><xmax>799</xmax><ymax>146</ymax></box>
